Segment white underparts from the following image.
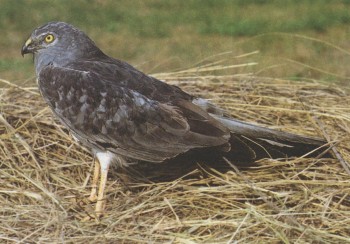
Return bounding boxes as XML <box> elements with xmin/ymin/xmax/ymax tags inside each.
<box><xmin>96</xmin><ymin>151</ymin><xmax>115</xmax><ymax>170</ymax></box>
<box><xmin>95</xmin><ymin>151</ymin><xmax>129</xmax><ymax>168</ymax></box>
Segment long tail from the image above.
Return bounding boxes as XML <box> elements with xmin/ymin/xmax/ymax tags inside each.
<box><xmin>212</xmin><ymin>115</ymin><xmax>331</xmax><ymax>163</ymax></box>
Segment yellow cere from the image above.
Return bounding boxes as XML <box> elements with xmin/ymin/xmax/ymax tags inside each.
<box><xmin>24</xmin><ymin>38</ymin><xmax>32</xmax><ymax>47</ymax></box>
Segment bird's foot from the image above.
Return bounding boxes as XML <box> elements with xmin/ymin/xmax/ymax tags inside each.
<box><xmin>95</xmin><ymin>197</ymin><xmax>106</xmax><ymax>218</ymax></box>
<box><xmin>79</xmin><ymin>199</ymin><xmax>105</xmax><ymax>222</ymax></box>
<box><xmin>88</xmin><ymin>188</ymin><xmax>98</xmax><ymax>202</ymax></box>
<box><xmin>81</xmin><ymin>214</ymin><xmax>100</xmax><ymax>223</ymax></box>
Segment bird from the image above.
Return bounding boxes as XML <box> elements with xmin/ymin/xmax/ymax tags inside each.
<box><xmin>21</xmin><ymin>21</ymin><xmax>330</xmax><ymax>217</ymax></box>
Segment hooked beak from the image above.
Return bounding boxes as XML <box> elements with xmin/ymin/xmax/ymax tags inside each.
<box><xmin>21</xmin><ymin>37</ymin><xmax>34</xmax><ymax>56</ymax></box>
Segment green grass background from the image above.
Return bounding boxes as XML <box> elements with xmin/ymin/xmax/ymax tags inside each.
<box><xmin>1</xmin><ymin>0</ymin><xmax>350</xmax><ymax>83</ymax></box>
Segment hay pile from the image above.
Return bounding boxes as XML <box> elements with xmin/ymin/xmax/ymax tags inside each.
<box><xmin>0</xmin><ymin>72</ymin><xmax>349</xmax><ymax>243</ymax></box>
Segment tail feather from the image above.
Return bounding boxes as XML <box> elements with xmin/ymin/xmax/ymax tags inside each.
<box><xmin>212</xmin><ymin>115</ymin><xmax>331</xmax><ymax>162</ymax></box>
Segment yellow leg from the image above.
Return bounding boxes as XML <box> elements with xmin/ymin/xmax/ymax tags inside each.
<box><xmin>88</xmin><ymin>158</ymin><xmax>100</xmax><ymax>202</ymax></box>
<box><xmin>95</xmin><ymin>165</ymin><xmax>109</xmax><ymax>217</ymax></box>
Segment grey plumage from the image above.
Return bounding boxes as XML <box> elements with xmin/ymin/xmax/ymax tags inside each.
<box><xmin>22</xmin><ymin>22</ymin><xmax>332</xmax><ymax>216</ymax></box>
<box><xmin>22</xmin><ymin>21</ymin><xmax>330</xmax><ymax>166</ymax></box>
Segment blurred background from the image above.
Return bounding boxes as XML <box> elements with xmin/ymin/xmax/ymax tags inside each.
<box><xmin>1</xmin><ymin>0</ymin><xmax>350</xmax><ymax>84</ymax></box>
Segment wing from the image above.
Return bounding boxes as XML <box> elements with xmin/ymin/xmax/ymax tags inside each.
<box><xmin>64</xmin><ymin>56</ymin><xmax>193</xmax><ymax>103</ymax></box>
<box><xmin>38</xmin><ymin>65</ymin><xmax>230</xmax><ymax>162</ymax></box>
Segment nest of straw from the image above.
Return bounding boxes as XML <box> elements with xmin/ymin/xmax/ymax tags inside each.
<box><xmin>0</xmin><ymin>73</ymin><xmax>349</xmax><ymax>243</ymax></box>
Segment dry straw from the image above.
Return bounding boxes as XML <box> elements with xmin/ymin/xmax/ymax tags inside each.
<box><xmin>0</xmin><ymin>58</ymin><xmax>349</xmax><ymax>243</ymax></box>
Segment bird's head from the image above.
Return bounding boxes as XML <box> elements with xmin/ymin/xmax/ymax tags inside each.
<box><xmin>21</xmin><ymin>21</ymin><xmax>102</xmax><ymax>74</ymax></box>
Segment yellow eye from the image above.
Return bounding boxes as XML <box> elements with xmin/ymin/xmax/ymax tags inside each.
<box><xmin>44</xmin><ymin>34</ymin><xmax>54</xmax><ymax>43</ymax></box>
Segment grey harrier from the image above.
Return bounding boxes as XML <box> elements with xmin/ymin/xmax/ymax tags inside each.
<box><xmin>21</xmin><ymin>22</ymin><xmax>329</xmax><ymax>217</ymax></box>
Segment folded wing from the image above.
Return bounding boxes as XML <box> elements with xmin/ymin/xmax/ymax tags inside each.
<box><xmin>38</xmin><ymin>65</ymin><xmax>230</xmax><ymax>162</ymax></box>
